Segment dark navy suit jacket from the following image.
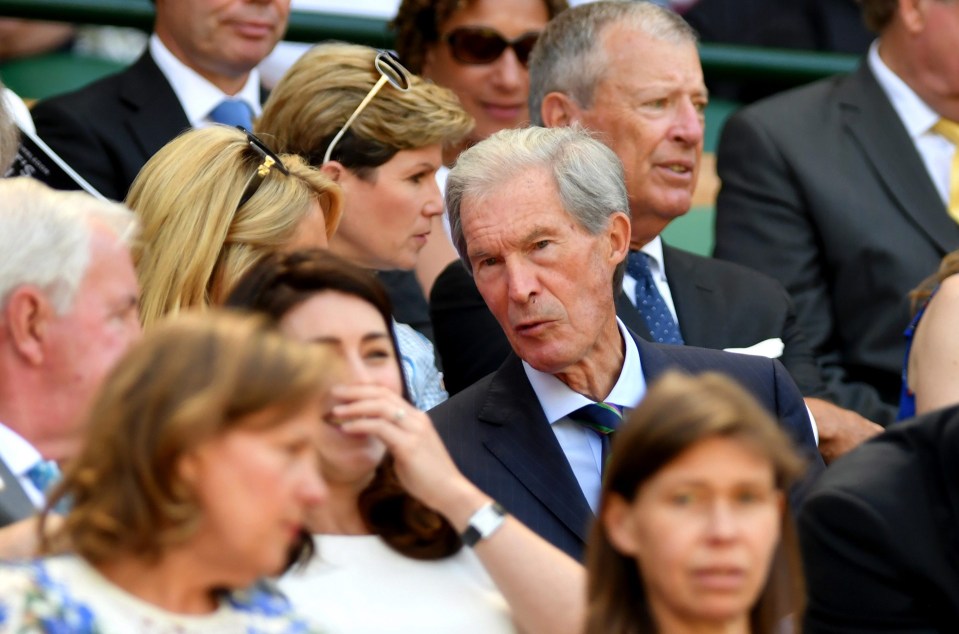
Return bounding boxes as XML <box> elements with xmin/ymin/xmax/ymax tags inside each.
<box><xmin>31</xmin><ymin>50</ymin><xmax>191</xmax><ymax>201</ymax></box>
<box><xmin>429</xmin><ymin>330</ymin><xmax>823</xmax><ymax>560</ymax></box>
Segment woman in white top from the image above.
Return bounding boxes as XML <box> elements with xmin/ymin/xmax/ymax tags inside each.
<box><xmin>226</xmin><ymin>250</ymin><xmax>586</xmax><ymax>634</ymax></box>
<box><xmin>0</xmin><ymin>313</ymin><xmax>334</xmax><ymax>633</ymax></box>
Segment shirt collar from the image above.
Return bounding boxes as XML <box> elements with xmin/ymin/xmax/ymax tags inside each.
<box><xmin>149</xmin><ymin>34</ymin><xmax>262</xmax><ymax>128</ymax></box>
<box><xmin>522</xmin><ymin>318</ymin><xmax>646</xmax><ymax>424</ymax></box>
<box><xmin>868</xmin><ymin>39</ymin><xmax>940</xmax><ymax>139</ymax></box>
<box><xmin>638</xmin><ymin>235</ymin><xmax>666</xmax><ymax>282</ymax></box>
<box><xmin>0</xmin><ymin>422</ymin><xmax>43</xmax><ymax>477</ymax></box>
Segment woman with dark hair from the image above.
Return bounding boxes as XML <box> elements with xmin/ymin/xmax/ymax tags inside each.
<box><xmin>225</xmin><ymin>249</ymin><xmax>585</xmax><ymax>634</ymax></box>
<box><xmin>0</xmin><ymin>312</ymin><xmax>332</xmax><ymax>632</ymax></box>
<box><xmin>586</xmin><ymin>371</ymin><xmax>806</xmax><ymax>634</ymax></box>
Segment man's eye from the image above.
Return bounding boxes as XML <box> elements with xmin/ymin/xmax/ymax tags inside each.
<box><xmin>535</xmin><ymin>240</ymin><xmax>550</xmax><ymax>250</ymax></box>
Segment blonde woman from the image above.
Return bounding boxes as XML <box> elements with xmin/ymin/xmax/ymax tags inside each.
<box><xmin>258</xmin><ymin>43</ymin><xmax>472</xmax><ymax>409</ymax></box>
<box><xmin>126</xmin><ymin>125</ymin><xmax>343</xmax><ymax>327</ymax></box>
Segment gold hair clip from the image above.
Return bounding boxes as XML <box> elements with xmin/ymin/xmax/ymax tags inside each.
<box><xmin>257</xmin><ymin>156</ymin><xmax>276</xmax><ymax>177</ymax></box>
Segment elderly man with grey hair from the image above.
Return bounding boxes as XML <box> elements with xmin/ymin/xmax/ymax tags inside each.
<box><xmin>430</xmin><ymin>0</ymin><xmax>883</xmax><ymax>463</ymax></box>
<box><xmin>429</xmin><ymin>125</ymin><xmax>821</xmax><ymax>560</ymax></box>
<box><xmin>0</xmin><ymin>178</ymin><xmax>141</xmax><ymax>528</ymax></box>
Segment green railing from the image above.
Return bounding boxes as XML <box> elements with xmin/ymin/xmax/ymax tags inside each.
<box><xmin>0</xmin><ymin>0</ymin><xmax>858</xmax><ymax>82</ymax></box>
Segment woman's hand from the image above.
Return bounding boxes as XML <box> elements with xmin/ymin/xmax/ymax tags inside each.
<box><xmin>330</xmin><ymin>384</ymin><xmax>485</xmax><ymax>523</ymax></box>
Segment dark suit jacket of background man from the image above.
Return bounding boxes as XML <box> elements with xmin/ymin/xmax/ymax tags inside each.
<box><xmin>30</xmin><ymin>50</ymin><xmax>191</xmax><ymax>201</ymax></box>
<box><xmin>0</xmin><ymin>457</ymin><xmax>35</xmax><ymax>528</ymax></box>
<box><xmin>429</xmin><ymin>330</ymin><xmax>824</xmax><ymax>560</ymax></box>
<box><xmin>714</xmin><ymin>62</ymin><xmax>959</xmax><ymax>426</ymax></box>
<box><xmin>799</xmin><ymin>404</ymin><xmax>959</xmax><ymax>633</ymax></box>
<box><xmin>430</xmin><ymin>243</ymin><xmax>828</xmax><ymax>401</ymax></box>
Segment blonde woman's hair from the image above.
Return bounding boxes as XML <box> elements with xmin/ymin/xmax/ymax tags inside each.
<box><xmin>42</xmin><ymin>311</ymin><xmax>337</xmax><ymax>566</ymax></box>
<box><xmin>257</xmin><ymin>42</ymin><xmax>472</xmax><ymax>173</ymax></box>
<box><xmin>127</xmin><ymin>125</ymin><xmax>343</xmax><ymax>327</ymax></box>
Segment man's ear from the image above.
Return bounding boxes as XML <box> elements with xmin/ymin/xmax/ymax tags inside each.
<box><xmin>898</xmin><ymin>0</ymin><xmax>926</xmax><ymax>33</ymax></box>
<box><xmin>540</xmin><ymin>92</ymin><xmax>583</xmax><ymax>128</ymax></box>
<box><xmin>607</xmin><ymin>211</ymin><xmax>632</xmax><ymax>266</ymax></box>
<box><xmin>4</xmin><ymin>286</ymin><xmax>56</xmax><ymax>366</ymax></box>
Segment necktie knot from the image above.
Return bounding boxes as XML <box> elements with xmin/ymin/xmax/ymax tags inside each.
<box><xmin>25</xmin><ymin>459</ymin><xmax>61</xmax><ymax>495</ymax></box>
<box><xmin>933</xmin><ymin>118</ymin><xmax>959</xmax><ymax>144</ymax></box>
<box><xmin>209</xmin><ymin>99</ymin><xmax>254</xmax><ymax>130</ymax></box>
<box><xmin>626</xmin><ymin>251</ymin><xmax>684</xmax><ymax>345</ymax></box>
<box><xmin>569</xmin><ymin>402</ymin><xmax>624</xmax><ymax>436</ymax></box>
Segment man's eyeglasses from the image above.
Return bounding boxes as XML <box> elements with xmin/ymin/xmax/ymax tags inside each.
<box><xmin>322</xmin><ymin>51</ymin><xmax>412</xmax><ymax>164</ymax></box>
<box><xmin>445</xmin><ymin>27</ymin><xmax>540</xmax><ymax>67</ymax></box>
<box><xmin>237</xmin><ymin>126</ymin><xmax>290</xmax><ymax>208</ymax></box>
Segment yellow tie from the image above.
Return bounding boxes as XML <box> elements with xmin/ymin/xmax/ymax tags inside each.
<box><xmin>933</xmin><ymin>118</ymin><xmax>959</xmax><ymax>224</ymax></box>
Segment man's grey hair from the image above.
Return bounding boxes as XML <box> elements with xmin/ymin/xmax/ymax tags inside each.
<box><xmin>0</xmin><ymin>178</ymin><xmax>139</xmax><ymax>314</ymax></box>
<box><xmin>447</xmin><ymin>125</ymin><xmax>628</xmax><ymax>285</ymax></box>
<box><xmin>0</xmin><ymin>84</ymin><xmax>20</xmax><ymax>175</ymax></box>
<box><xmin>528</xmin><ymin>0</ymin><xmax>698</xmax><ymax>126</ymax></box>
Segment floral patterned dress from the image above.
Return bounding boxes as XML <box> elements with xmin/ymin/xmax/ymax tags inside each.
<box><xmin>0</xmin><ymin>555</ymin><xmax>323</xmax><ymax>634</ymax></box>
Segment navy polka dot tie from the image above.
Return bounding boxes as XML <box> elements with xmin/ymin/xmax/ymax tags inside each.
<box><xmin>626</xmin><ymin>251</ymin><xmax>684</xmax><ymax>345</ymax></box>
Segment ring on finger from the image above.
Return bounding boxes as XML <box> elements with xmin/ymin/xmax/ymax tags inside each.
<box><xmin>393</xmin><ymin>408</ymin><xmax>407</xmax><ymax>423</ymax></box>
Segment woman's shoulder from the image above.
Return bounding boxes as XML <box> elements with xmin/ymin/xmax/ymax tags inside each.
<box><xmin>0</xmin><ymin>556</ymin><xmax>99</xmax><ymax>633</ymax></box>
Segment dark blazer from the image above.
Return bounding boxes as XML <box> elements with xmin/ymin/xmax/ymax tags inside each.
<box><xmin>429</xmin><ymin>330</ymin><xmax>823</xmax><ymax>560</ymax></box>
<box><xmin>30</xmin><ymin>50</ymin><xmax>191</xmax><ymax>201</ymax></box>
<box><xmin>0</xmin><ymin>457</ymin><xmax>35</xmax><ymax>528</ymax></box>
<box><xmin>799</xmin><ymin>404</ymin><xmax>959</xmax><ymax>633</ymax></box>
<box><xmin>430</xmin><ymin>244</ymin><xmax>827</xmax><ymax>400</ymax></box>
<box><xmin>714</xmin><ymin>62</ymin><xmax>959</xmax><ymax>425</ymax></box>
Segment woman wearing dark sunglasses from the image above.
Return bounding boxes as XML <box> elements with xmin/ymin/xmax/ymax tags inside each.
<box><xmin>393</xmin><ymin>0</ymin><xmax>568</xmax><ymax>163</ymax></box>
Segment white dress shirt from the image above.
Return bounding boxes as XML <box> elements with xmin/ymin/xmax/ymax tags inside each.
<box><xmin>149</xmin><ymin>34</ymin><xmax>263</xmax><ymax>129</ymax></box>
<box><xmin>870</xmin><ymin>39</ymin><xmax>954</xmax><ymax>206</ymax></box>
<box><xmin>522</xmin><ymin>318</ymin><xmax>646</xmax><ymax>512</ymax></box>
<box><xmin>0</xmin><ymin>422</ymin><xmax>44</xmax><ymax>507</ymax></box>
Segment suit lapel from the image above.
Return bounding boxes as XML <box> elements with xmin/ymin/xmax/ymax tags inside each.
<box><xmin>660</xmin><ymin>245</ymin><xmax>720</xmax><ymax>348</ymax></box>
<box><xmin>119</xmin><ymin>52</ymin><xmax>191</xmax><ymax>162</ymax></box>
<box><xmin>0</xmin><ymin>457</ymin><xmax>35</xmax><ymax>526</ymax></box>
<box><xmin>839</xmin><ymin>63</ymin><xmax>959</xmax><ymax>254</ymax></box>
<box><xmin>477</xmin><ymin>355</ymin><xmax>594</xmax><ymax>543</ymax></box>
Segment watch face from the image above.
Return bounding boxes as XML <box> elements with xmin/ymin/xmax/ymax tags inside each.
<box><xmin>462</xmin><ymin>501</ymin><xmax>508</xmax><ymax>546</ymax></box>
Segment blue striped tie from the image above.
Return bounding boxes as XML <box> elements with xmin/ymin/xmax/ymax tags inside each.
<box><xmin>569</xmin><ymin>402</ymin><xmax>624</xmax><ymax>470</ymax></box>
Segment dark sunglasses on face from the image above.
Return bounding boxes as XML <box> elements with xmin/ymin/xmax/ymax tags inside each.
<box><xmin>445</xmin><ymin>27</ymin><xmax>540</xmax><ymax>67</ymax></box>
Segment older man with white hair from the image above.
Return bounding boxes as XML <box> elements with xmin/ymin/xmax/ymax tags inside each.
<box><xmin>0</xmin><ymin>178</ymin><xmax>140</xmax><ymax>527</ymax></box>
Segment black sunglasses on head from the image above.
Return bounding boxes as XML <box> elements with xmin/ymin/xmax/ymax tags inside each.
<box><xmin>236</xmin><ymin>126</ymin><xmax>290</xmax><ymax>208</ymax></box>
<box><xmin>445</xmin><ymin>27</ymin><xmax>540</xmax><ymax>67</ymax></box>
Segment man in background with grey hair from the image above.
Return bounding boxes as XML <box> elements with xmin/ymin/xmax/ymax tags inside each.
<box><xmin>0</xmin><ymin>178</ymin><xmax>141</xmax><ymax>527</ymax></box>
<box><xmin>429</xmin><ymin>125</ymin><xmax>820</xmax><ymax>560</ymax></box>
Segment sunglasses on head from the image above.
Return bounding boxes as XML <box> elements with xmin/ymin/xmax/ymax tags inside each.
<box><xmin>235</xmin><ymin>126</ymin><xmax>290</xmax><ymax>208</ymax></box>
<box><xmin>322</xmin><ymin>50</ymin><xmax>412</xmax><ymax>165</ymax></box>
<box><xmin>445</xmin><ymin>27</ymin><xmax>540</xmax><ymax>67</ymax></box>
